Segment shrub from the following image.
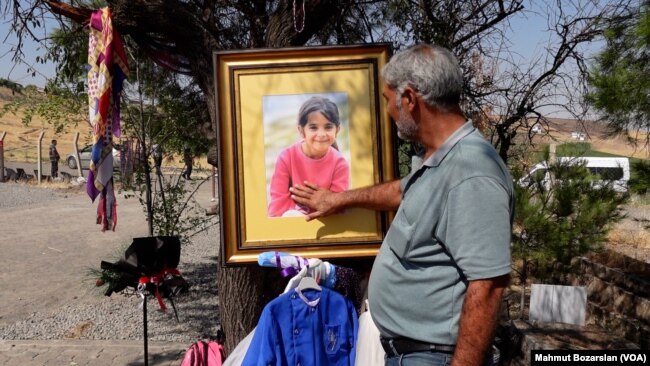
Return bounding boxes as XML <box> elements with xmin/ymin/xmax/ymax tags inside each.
<box><xmin>512</xmin><ymin>158</ymin><xmax>628</xmax><ymax>316</ymax></box>
<box><xmin>629</xmin><ymin>159</ymin><xmax>650</xmax><ymax>194</ymax></box>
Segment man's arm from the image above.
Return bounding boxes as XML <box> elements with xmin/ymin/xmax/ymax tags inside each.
<box><xmin>452</xmin><ymin>274</ymin><xmax>509</xmax><ymax>366</ymax></box>
<box><xmin>289</xmin><ymin>179</ymin><xmax>402</xmax><ymax>221</ymax></box>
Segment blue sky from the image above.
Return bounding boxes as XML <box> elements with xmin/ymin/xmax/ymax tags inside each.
<box><xmin>0</xmin><ymin>13</ymin><xmax>57</xmax><ymax>87</ymax></box>
<box><xmin>0</xmin><ymin>2</ymin><xmax>602</xmax><ymax>88</ymax></box>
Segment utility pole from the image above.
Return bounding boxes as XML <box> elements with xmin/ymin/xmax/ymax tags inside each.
<box><xmin>37</xmin><ymin>130</ymin><xmax>45</xmax><ymax>184</ymax></box>
<box><xmin>0</xmin><ymin>132</ymin><xmax>6</xmax><ymax>182</ymax></box>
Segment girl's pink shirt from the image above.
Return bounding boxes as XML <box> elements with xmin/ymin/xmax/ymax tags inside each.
<box><xmin>268</xmin><ymin>141</ymin><xmax>350</xmax><ymax>217</ymax></box>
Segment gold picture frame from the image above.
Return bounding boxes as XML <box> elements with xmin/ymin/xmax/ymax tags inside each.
<box><xmin>214</xmin><ymin>44</ymin><xmax>395</xmax><ymax>265</ymax></box>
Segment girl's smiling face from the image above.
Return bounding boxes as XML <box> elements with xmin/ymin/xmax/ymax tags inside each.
<box><xmin>299</xmin><ymin>111</ymin><xmax>339</xmax><ymax>159</ymax></box>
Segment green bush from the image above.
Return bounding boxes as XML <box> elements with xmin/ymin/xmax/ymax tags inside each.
<box><xmin>124</xmin><ymin>172</ymin><xmax>217</xmax><ymax>246</ymax></box>
<box><xmin>629</xmin><ymin>159</ymin><xmax>650</xmax><ymax>194</ymax></box>
<box><xmin>555</xmin><ymin>142</ymin><xmax>592</xmax><ymax>156</ymax></box>
<box><xmin>512</xmin><ymin>159</ymin><xmax>628</xmax><ymax>317</ymax></box>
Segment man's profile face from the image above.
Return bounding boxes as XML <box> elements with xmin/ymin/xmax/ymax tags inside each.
<box><xmin>382</xmin><ymin>83</ymin><xmax>418</xmax><ymax>141</ymax></box>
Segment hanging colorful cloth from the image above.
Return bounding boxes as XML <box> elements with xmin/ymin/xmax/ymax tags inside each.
<box><xmin>86</xmin><ymin>7</ymin><xmax>128</xmax><ymax>231</ymax></box>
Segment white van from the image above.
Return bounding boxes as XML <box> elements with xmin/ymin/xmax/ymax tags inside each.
<box><xmin>518</xmin><ymin>157</ymin><xmax>630</xmax><ymax>193</ymax></box>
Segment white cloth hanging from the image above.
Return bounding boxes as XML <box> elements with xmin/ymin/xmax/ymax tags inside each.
<box><xmin>355</xmin><ymin>300</ymin><xmax>385</xmax><ymax>365</ymax></box>
<box><xmin>223</xmin><ymin>327</ymin><xmax>255</xmax><ymax>366</ymax></box>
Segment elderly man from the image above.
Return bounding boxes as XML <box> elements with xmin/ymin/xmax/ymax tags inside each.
<box><xmin>290</xmin><ymin>44</ymin><xmax>513</xmax><ymax>366</ymax></box>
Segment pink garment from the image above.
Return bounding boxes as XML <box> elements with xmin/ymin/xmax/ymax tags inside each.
<box><xmin>268</xmin><ymin>141</ymin><xmax>349</xmax><ymax>217</ymax></box>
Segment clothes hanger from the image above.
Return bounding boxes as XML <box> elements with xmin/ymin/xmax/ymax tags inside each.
<box><xmin>297</xmin><ymin>276</ymin><xmax>321</xmax><ymax>292</ymax></box>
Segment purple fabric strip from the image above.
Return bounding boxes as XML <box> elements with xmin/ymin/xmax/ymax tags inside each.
<box><xmin>274</xmin><ymin>253</ymin><xmax>311</xmax><ymax>278</ymax></box>
<box><xmin>280</xmin><ymin>267</ymin><xmax>299</xmax><ymax>278</ymax></box>
<box><xmin>86</xmin><ymin>170</ymin><xmax>99</xmax><ymax>202</ymax></box>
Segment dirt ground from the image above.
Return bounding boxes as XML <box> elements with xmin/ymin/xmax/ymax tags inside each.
<box><xmin>543</xmin><ymin>118</ymin><xmax>650</xmax><ymax>159</ymax></box>
<box><xmin>0</xmin><ymin>170</ymin><xmax>216</xmax><ymax>328</ymax></box>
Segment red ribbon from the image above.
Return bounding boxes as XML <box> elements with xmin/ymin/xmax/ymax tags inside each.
<box><xmin>138</xmin><ymin>268</ymin><xmax>181</xmax><ymax>311</ymax></box>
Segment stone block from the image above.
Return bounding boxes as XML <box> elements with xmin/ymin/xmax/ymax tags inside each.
<box><xmin>529</xmin><ymin>284</ymin><xmax>587</xmax><ymax>326</ymax></box>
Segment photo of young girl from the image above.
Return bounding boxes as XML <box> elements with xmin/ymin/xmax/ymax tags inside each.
<box><xmin>266</xmin><ymin>95</ymin><xmax>350</xmax><ymax>217</ymax></box>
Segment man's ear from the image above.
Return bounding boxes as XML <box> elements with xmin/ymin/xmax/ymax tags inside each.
<box><xmin>402</xmin><ymin>86</ymin><xmax>418</xmax><ymax>112</ymax></box>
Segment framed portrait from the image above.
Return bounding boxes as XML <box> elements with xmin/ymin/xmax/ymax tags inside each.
<box><xmin>214</xmin><ymin>44</ymin><xmax>395</xmax><ymax>265</ymax></box>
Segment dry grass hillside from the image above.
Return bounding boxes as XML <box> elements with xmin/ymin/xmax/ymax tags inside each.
<box><xmin>0</xmin><ymin>87</ymin><xmax>94</xmax><ymax>162</ymax></box>
<box><xmin>0</xmin><ymin>86</ymin><xmax>208</xmax><ymax>168</ymax></box>
<box><xmin>537</xmin><ymin>118</ymin><xmax>650</xmax><ymax>159</ymax></box>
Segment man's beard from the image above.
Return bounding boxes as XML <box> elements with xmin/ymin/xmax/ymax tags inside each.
<box><xmin>396</xmin><ymin>106</ymin><xmax>418</xmax><ymax>141</ymax></box>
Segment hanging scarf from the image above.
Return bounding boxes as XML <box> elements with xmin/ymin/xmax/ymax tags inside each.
<box><xmin>86</xmin><ymin>7</ymin><xmax>128</xmax><ymax>231</ymax></box>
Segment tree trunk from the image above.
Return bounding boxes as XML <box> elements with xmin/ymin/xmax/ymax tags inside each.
<box><xmin>496</xmin><ymin>124</ymin><xmax>512</xmax><ymax>164</ymax></box>
<box><xmin>217</xmin><ymin>265</ymin><xmax>286</xmax><ymax>351</ymax></box>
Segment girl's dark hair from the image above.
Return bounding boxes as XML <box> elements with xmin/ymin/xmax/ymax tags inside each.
<box><xmin>297</xmin><ymin>96</ymin><xmax>340</xmax><ymax>127</ymax></box>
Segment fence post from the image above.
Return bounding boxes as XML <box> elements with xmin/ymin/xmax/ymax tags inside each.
<box><xmin>549</xmin><ymin>143</ymin><xmax>556</xmax><ymax>164</ymax></box>
<box><xmin>211</xmin><ymin>166</ymin><xmax>217</xmax><ymax>202</ymax></box>
<box><xmin>37</xmin><ymin>130</ymin><xmax>45</xmax><ymax>184</ymax></box>
<box><xmin>73</xmin><ymin>132</ymin><xmax>83</xmax><ymax>178</ymax></box>
<box><xmin>548</xmin><ymin>143</ymin><xmax>557</xmax><ymax>186</ymax></box>
<box><xmin>0</xmin><ymin>131</ymin><xmax>6</xmax><ymax>182</ymax></box>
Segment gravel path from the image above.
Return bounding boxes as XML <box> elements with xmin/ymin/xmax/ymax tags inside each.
<box><xmin>0</xmin><ymin>183</ymin><xmax>70</xmax><ymax>209</ymax></box>
<box><xmin>0</xmin><ymin>180</ymin><xmax>221</xmax><ymax>344</ymax></box>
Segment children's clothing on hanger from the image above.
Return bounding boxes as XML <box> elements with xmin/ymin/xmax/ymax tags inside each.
<box><xmin>242</xmin><ymin>286</ymin><xmax>358</xmax><ymax>366</ymax></box>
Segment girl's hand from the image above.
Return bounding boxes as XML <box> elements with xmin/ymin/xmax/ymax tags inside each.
<box><xmin>290</xmin><ymin>182</ymin><xmax>339</xmax><ymax>221</ymax></box>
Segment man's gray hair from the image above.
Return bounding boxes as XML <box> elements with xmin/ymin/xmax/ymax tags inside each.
<box><xmin>382</xmin><ymin>44</ymin><xmax>463</xmax><ymax>111</ymax></box>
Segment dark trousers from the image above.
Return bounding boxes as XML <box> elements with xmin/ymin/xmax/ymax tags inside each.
<box><xmin>51</xmin><ymin>161</ymin><xmax>58</xmax><ymax>178</ymax></box>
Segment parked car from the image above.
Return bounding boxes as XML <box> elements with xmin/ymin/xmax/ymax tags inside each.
<box><xmin>66</xmin><ymin>144</ymin><xmax>121</xmax><ymax>170</ymax></box>
<box><xmin>518</xmin><ymin>156</ymin><xmax>630</xmax><ymax>193</ymax></box>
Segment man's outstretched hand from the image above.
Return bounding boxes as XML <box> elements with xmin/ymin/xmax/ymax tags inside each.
<box><xmin>290</xmin><ymin>181</ymin><xmax>340</xmax><ymax>221</ymax></box>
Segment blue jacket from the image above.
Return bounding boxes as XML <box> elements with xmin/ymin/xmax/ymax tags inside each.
<box><xmin>242</xmin><ymin>286</ymin><xmax>358</xmax><ymax>366</ymax></box>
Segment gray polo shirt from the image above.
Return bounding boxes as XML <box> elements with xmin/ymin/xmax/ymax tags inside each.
<box><xmin>367</xmin><ymin>121</ymin><xmax>513</xmax><ymax>345</ymax></box>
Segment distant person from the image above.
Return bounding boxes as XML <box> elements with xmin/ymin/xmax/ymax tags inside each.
<box><xmin>267</xmin><ymin>96</ymin><xmax>350</xmax><ymax>217</ymax></box>
<box><xmin>153</xmin><ymin>144</ymin><xmax>163</xmax><ymax>176</ymax></box>
<box><xmin>182</xmin><ymin>147</ymin><xmax>193</xmax><ymax>180</ymax></box>
<box><xmin>49</xmin><ymin>139</ymin><xmax>60</xmax><ymax>178</ymax></box>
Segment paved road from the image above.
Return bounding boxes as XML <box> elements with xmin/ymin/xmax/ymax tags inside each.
<box><xmin>0</xmin><ymin>340</ymin><xmax>187</xmax><ymax>366</ymax></box>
